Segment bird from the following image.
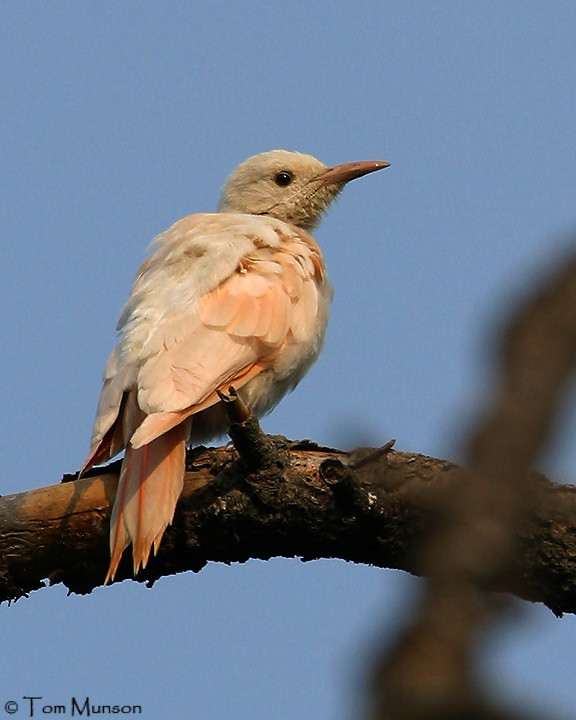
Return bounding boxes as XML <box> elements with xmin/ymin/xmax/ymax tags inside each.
<box><xmin>80</xmin><ymin>149</ymin><xmax>389</xmax><ymax>583</ymax></box>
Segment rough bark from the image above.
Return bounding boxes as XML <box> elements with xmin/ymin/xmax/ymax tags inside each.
<box><xmin>1</xmin><ymin>430</ymin><xmax>575</xmax><ymax>614</ymax></box>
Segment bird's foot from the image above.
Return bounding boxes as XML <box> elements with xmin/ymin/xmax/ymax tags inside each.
<box><xmin>217</xmin><ymin>385</ymin><xmax>252</xmax><ymax>424</ymax></box>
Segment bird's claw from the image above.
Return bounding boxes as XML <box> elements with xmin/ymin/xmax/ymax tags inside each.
<box><xmin>217</xmin><ymin>385</ymin><xmax>251</xmax><ymax>424</ymax></box>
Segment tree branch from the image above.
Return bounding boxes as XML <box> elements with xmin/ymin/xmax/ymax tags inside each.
<box><xmin>1</xmin><ymin>438</ymin><xmax>576</xmax><ymax>612</ymax></box>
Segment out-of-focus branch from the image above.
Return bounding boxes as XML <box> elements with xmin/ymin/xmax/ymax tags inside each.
<box><xmin>372</xmin><ymin>256</ymin><xmax>576</xmax><ymax>720</ymax></box>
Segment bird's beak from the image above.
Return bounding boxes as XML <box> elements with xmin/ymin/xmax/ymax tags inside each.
<box><xmin>315</xmin><ymin>160</ymin><xmax>390</xmax><ymax>186</ymax></box>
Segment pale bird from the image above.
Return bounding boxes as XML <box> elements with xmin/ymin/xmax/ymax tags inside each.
<box><xmin>80</xmin><ymin>149</ymin><xmax>389</xmax><ymax>582</ymax></box>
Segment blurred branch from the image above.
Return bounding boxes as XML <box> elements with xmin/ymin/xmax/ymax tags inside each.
<box><xmin>371</xmin><ymin>256</ymin><xmax>576</xmax><ymax>719</ymax></box>
<box><xmin>1</xmin><ymin>436</ymin><xmax>576</xmax><ymax>609</ymax></box>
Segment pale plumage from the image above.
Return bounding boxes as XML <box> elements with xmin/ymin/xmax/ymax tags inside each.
<box><xmin>80</xmin><ymin>150</ymin><xmax>389</xmax><ymax>582</ymax></box>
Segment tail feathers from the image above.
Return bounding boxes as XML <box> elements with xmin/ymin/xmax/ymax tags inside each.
<box><xmin>105</xmin><ymin>420</ymin><xmax>191</xmax><ymax>583</ymax></box>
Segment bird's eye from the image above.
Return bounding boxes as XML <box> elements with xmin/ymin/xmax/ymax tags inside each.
<box><xmin>274</xmin><ymin>171</ymin><xmax>293</xmax><ymax>187</ymax></box>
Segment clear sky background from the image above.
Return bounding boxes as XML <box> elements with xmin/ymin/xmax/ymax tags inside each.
<box><xmin>2</xmin><ymin>3</ymin><xmax>576</xmax><ymax>718</ymax></box>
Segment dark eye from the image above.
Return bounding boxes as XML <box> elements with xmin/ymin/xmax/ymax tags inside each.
<box><xmin>274</xmin><ymin>171</ymin><xmax>293</xmax><ymax>187</ymax></box>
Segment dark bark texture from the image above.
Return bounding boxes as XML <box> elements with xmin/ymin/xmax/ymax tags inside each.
<box><xmin>1</xmin><ymin>431</ymin><xmax>575</xmax><ymax>615</ymax></box>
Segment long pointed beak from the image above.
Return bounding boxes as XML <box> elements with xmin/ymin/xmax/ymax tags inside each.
<box><xmin>316</xmin><ymin>160</ymin><xmax>390</xmax><ymax>186</ymax></box>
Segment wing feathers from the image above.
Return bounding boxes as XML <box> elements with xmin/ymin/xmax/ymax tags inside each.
<box><xmin>83</xmin><ymin>216</ymin><xmax>330</xmax><ymax>581</ymax></box>
<box><xmin>131</xmin><ymin>360</ymin><xmax>264</xmax><ymax>448</ymax></box>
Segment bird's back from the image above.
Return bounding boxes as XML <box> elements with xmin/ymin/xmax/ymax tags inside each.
<box><xmin>82</xmin><ymin>212</ymin><xmax>332</xmax><ymax>580</ymax></box>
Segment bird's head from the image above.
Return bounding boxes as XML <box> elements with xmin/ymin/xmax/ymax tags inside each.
<box><xmin>217</xmin><ymin>149</ymin><xmax>389</xmax><ymax>231</ymax></box>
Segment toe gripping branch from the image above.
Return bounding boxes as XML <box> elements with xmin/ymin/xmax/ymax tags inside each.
<box><xmin>217</xmin><ymin>386</ymin><xmax>288</xmax><ymax>474</ymax></box>
<box><xmin>216</xmin><ymin>386</ymin><xmax>252</xmax><ymax>425</ymax></box>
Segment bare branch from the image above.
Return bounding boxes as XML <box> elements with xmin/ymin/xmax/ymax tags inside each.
<box><xmin>1</xmin><ymin>442</ymin><xmax>576</xmax><ymax>612</ymax></box>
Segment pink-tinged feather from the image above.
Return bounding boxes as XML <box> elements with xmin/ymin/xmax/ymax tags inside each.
<box><xmin>227</xmin><ymin>293</ymin><xmax>261</xmax><ymax>337</ymax></box>
<box><xmin>251</xmin><ymin>288</ymin><xmax>276</xmax><ymax>338</ymax></box>
<box><xmin>261</xmin><ymin>286</ymin><xmax>292</xmax><ymax>347</ymax></box>
<box><xmin>129</xmin><ymin>410</ymin><xmax>193</xmax><ymax>450</ymax></box>
<box><xmin>198</xmin><ymin>287</ymin><xmax>238</xmax><ymax>327</ymax></box>
<box><xmin>131</xmin><ymin>360</ymin><xmax>264</xmax><ymax>449</ymax></box>
<box><xmin>105</xmin><ymin>420</ymin><xmax>191</xmax><ymax>583</ymax></box>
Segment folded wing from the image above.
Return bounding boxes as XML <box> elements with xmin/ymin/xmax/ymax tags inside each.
<box><xmin>81</xmin><ymin>215</ymin><xmax>328</xmax><ymax>580</ymax></box>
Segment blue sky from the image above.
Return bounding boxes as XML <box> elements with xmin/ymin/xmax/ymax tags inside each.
<box><xmin>2</xmin><ymin>3</ymin><xmax>576</xmax><ymax>718</ymax></box>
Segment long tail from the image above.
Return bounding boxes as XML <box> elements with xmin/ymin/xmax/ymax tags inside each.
<box><xmin>105</xmin><ymin>420</ymin><xmax>191</xmax><ymax>584</ymax></box>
